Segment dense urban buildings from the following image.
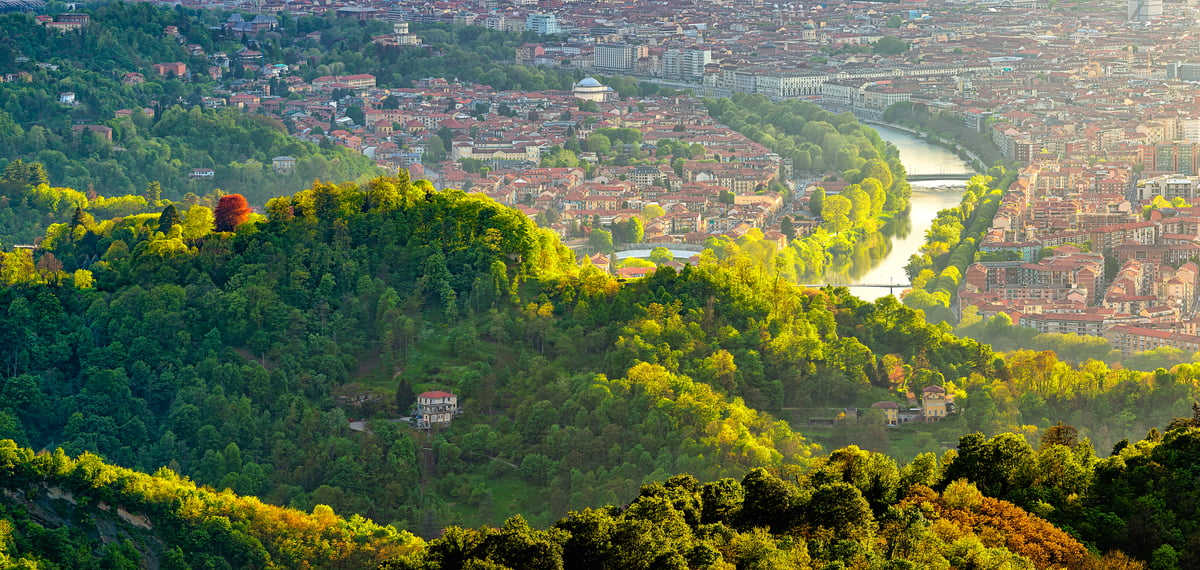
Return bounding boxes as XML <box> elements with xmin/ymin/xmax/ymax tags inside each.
<box><xmin>101</xmin><ymin>0</ymin><xmax>1200</xmax><ymax>353</ymax></box>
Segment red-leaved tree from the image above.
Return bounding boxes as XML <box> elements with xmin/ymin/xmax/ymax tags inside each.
<box><xmin>214</xmin><ymin>194</ymin><xmax>251</xmax><ymax>232</ymax></box>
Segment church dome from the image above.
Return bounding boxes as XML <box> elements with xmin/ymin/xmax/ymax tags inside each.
<box><xmin>573</xmin><ymin>76</ymin><xmax>613</xmax><ymax>102</ymax></box>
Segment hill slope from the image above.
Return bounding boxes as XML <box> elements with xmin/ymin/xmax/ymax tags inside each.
<box><xmin>0</xmin><ymin>171</ymin><xmax>1198</xmax><ymax>568</ymax></box>
<box><xmin>0</xmin><ymin>172</ymin><xmax>969</xmax><ymax>526</ymax></box>
<box><xmin>12</xmin><ymin>420</ymin><xmax>1200</xmax><ymax>569</ymax></box>
<box><xmin>0</xmin><ymin>439</ymin><xmax>421</xmax><ymax>568</ymax></box>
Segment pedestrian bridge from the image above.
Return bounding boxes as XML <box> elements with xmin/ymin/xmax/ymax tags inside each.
<box><xmin>799</xmin><ymin>283</ymin><xmax>911</xmax><ymax>289</ymax></box>
<box><xmin>908</xmin><ymin>173</ymin><xmax>975</xmax><ymax>182</ymax></box>
<box><xmin>615</xmin><ymin>242</ymin><xmax>707</xmax><ymax>252</ymax></box>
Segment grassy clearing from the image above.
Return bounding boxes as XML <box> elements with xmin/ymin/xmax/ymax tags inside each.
<box><xmin>442</xmin><ymin>469</ymin><xmax>551</xmax><ymax>529</ymax></box>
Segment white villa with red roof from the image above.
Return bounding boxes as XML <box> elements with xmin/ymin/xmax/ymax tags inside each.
<box><xmin>415</xmin><ymin>390</ymin><xmax>460</xmax><ymax>429</ymax></box>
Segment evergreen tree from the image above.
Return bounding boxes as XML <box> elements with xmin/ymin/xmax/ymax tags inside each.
<box><xmin>157</xmin><ymin>204</ymin><xmax>182</xmax><ymax>235</ymax></box>
<box><xmin>144</xmin><ymin>181</ymin><xmax>162</xmax><ymax>204</ymax></box>
<box><xmin>809</xmin><ymin>187</ymin><xmax>826</xmax><ymax>217</ymax></box>
<box><xmin>780</xmin><ymin>215</ymin><xmax>795</xmax><ymax>241</ymax></box>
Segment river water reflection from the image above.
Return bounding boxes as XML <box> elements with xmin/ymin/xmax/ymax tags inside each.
<box><xmin>830</xmin><ymin>124</ymin><xmax>976</xmax><ymax>301</ymax></box>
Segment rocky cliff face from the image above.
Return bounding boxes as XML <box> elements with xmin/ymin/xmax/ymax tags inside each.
<box><xmin>2</xmin><ymin>483</ymin><xmax>164</xmax><ymax>569</ymax></box>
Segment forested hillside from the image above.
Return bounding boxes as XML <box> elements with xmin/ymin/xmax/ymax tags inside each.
<box><xmin>2</xmin><ymin>2</ymin><xmax>1199</xmax><ymax>568</ymax></box>
<box><xmin>7</xmin><ymin>416</ymin><xmax>1200</xmax><ymax>568</ymax></box>
<box><xmin>3</xmin><ymin>169</ymin><xmax>904</xmax><ymax>532</ymax></box>
<box><xmin>0</xmin><ymin>440</ymin><xmax>421</xmax><ymax>568</ymax></box>
<box><xmin>0</xmin><ymin>163</ymin><xmax>1196</xmax><ymax>566</ymax></box>
<box><xmin>0</xmin><ymin>165</ymin><xmax>1197</xmax><ymax>555</ymax></box>
<box><xmin>0</xmin><ymin>4</ymin><xmax>378</xmax><ymax>202</ymax></box>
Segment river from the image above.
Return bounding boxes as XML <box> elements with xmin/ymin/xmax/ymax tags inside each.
<box><xmin>835</xmin><ymin>124</ymin><xmax>976</xmax><ymax>301</ymax></box>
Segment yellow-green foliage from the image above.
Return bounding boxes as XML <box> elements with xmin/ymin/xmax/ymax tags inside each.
<box><xmin>26</xmin><ymin>184</ymin><xmax>88</xmax><ymax>215</ymax></box>
<box><xmin>609</xmin><ymin>362</ymin><xmax>817</xmax><ymax>470</ymax></box>
<box><xmin>0</xmin><ymin>518</ymin><xmax>40</xmax><ymax>569</ymax></box>
<box><xmin>619</xmin><ymin>257</ymin><xmax>657</xmax><ymax>269</ymax></box>
<box><xmin>90</xmin><ymin>194</ymin><xmax>150</xmax><ymax>218</ymax></box>
<box><xmin>0</xmin><ymin>440</ymin><xmax>422</xmax><ymax>569</ymax></box>
<box><xmin>0</xmin><ymin>248</ymin><xmax>35</xmax><ymax>285</ymax></box>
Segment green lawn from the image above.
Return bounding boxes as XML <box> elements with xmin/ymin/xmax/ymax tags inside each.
<box><xmin>442</xmin><ymin>468</ymin><xmax>552</xmax><ymax>529</ymax></box>
<box><xmin>787</xmin><ymin>413</ymin><xmax>964</xmax><ymax>463</ymax></box>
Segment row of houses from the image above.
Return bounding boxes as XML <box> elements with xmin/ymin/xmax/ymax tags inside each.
<box><xmin>964</xmin><ymin>154</ymin><xmax>1200</xmax><ymax>354</ymax></box>
<box><xmin>871</xmin><ymin>385</ymin><xmax>953</xmax><ymax>426</ymax></box>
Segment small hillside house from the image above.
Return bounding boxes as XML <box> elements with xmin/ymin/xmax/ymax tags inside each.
<box><xmin>870</xmin><ymin>401</ymin><xmax>899</xmax><ymax>425</ymax></box>
<box><xmin>272</xmin><ymin>156</ymin><xmax>296</xmax><ymax>174</ymax></box>
<box><xmin>415</xmin><ymin>391</ymin><xmax>459</xmax><ymax>429</ymax></box>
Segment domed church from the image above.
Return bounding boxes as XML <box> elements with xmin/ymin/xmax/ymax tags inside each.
<box><xmin>572</xmin><ymin>77</ymin><xmax>615</xmax><ymax>102</ymax></box>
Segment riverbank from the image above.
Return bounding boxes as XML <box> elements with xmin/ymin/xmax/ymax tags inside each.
<box><xmin>877</xmin><ymin>102</ymin><xmax>1011</xmax><ymax>169</ymax></box>
<box><xmin>862</xmin><ymin>119</ymin><xmax>987</xmax><ymax>174</ymax></box>
<box><xmin>839</xmin><ymin>124</ymin><xmax>975</xmax><ymax>301</ymax></box>
<box><xmin>860</xmin><ymin>111</ymin><xmax>1019</xmax><ymax>320</ymax></box>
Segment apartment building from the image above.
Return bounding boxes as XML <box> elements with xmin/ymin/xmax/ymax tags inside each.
<box><xmin>1018</xmin><ymin>312</ymin><xmax>1111</xmax><ymax>336</ymax></box>
<box><xmin>525</xmin><ymin>14</ymin><xmax>560</xmax><ymax>35</ymax></box>
<box><xmin>662</xmin><ymin>48</ymin><xmax>711</xmax><ymax>82</ymax></box>
<box><xmin>1106</xmin><ymin>325</ymin><xmax>1200</xmax><ymax>354</ymax></box>
<box><xmin>594</xmin><ymin>43</ymin><xmax>636</xmax><ymax>72</ymax></box>
<box><xmin>1137</xmin><ymin>175</ymin><xmax>1200</xmax><ymax>201</ymax></box>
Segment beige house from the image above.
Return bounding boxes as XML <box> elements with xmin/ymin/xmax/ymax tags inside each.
<box><xmin>589</xmin><ymin>253</ymin><xmax>611</xmax><ymax>274</ymax></box>
<box><xmin>921</xmin><ymin>385</ymin><xmax>949</xmax><ymax>421</ymax></box>
<box><xmin>871</xmin><ymin>401</ymin><xmax>899</xmax><ymax>425</ymax></box>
